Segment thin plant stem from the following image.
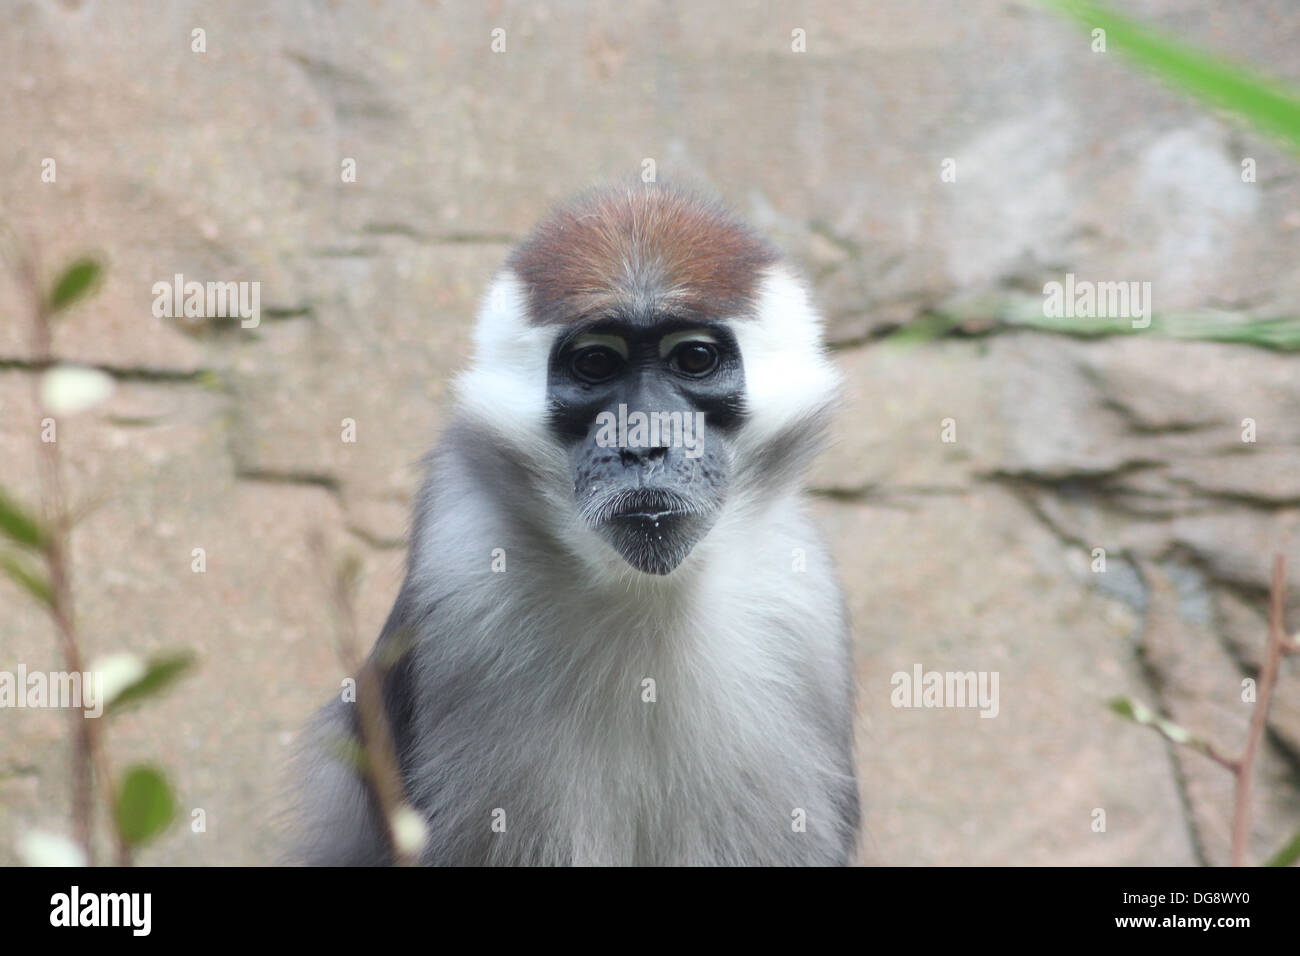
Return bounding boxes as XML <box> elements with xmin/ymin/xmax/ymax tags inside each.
<box><xmin>1229</xmin><ymin>555</ymin><xmax>1288</xmax><ymax>867</ymax></box>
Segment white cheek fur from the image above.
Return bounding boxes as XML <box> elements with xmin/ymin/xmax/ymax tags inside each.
<box><xmin>731</xmin><ymin>268</ymin><xmax>841</xmax><ymax>453</ymax></box>
<box><xmin>453</xmin><ymin>270</ymin><xmax>555</xmax><ymax>455</ymax></box>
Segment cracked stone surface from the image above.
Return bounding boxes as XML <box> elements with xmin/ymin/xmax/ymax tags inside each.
<box><xmin>2</xmin><ymin>0</ymin><xmax>1299</xmax><ymax>865</ymax></box>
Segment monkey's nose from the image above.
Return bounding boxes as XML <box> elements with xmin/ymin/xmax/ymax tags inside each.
<box><xmin>618</xmin><ymin>445</ymin><xmax>668</xmax><ymax>468</ymax></box>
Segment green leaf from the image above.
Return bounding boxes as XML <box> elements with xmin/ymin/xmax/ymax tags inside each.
<box><xmin>105</xmin><ymin>651</ymin><xmax>195</xmax><ymax>715</ymax></box>
<box><xmin>0</xmin><ymin>487</ymin><xmax>46</xmax><ymax>549</ymax></box>
<box><xmin>1265</xmin><ymin>829</ymin><xmax>1300</xmax><ymax>867</ymax></box>
<box><xmin>1109</xmin><ymin>696</ymin><xmax>1208</xmax><ymax>750</ymax></box>
<box><xmin>1042</xmin><ymin>0</ymin><xmax>1300</xmax><ymax>153</ymax></box>
<box><xmin>48</xmin><ymin>258</ymin><xmax>103</xmax><ymax>313</ymax></box>
<box><xmin>1110</xmin><ymin>696</ymin><xmax>1186</xmax><ymax>739</ymax></box>
<box><xmin>0</xmin><ymin>552</ymin><xmax>53</xmax><ymax>606</ymax></box>
<box><xmin>114</xmin><ymin>764</ymin><xmax>176</xmax><ymax>847</ymax></box>
<box><xmin>1108</xmin><ymin>697</ymin><xmax>1137</xmax><ymax>720</ymax></box>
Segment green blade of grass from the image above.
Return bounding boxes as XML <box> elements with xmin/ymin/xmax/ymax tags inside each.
<box><xmin>1043</xmin><ymin>0</ymin><xmax>1300</xmax><ymax>152</ymax></box>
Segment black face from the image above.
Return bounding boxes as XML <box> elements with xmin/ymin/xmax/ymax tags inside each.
<box><xmin>547</xmin><ymin>315</ymin><xmax>746</xmax><ymax>575</ymax></box>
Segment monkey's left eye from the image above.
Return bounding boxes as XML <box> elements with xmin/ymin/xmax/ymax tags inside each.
<box><xmin>570</xmin><ymin>346</ymin><xmax>623</xmax><ymax>383</ymax></box>
<box><xmin>669</xmin><ymin>342</ymin><xmax>719</xmax><ymax>376</ymax></box>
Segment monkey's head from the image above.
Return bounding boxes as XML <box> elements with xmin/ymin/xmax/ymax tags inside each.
<box><xmin>454</xmin><ymin>185</ymin><xmax>840</xmax><ymax>579</ymax></box>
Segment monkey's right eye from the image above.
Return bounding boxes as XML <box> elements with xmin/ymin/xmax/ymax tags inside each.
<box><xmin>570</xmin><ymin>346</ymin><xmax>623</xmax><ymax>383</ymax></box>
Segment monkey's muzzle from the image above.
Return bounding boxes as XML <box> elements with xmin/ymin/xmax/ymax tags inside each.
<box><xmin>591</xmin><ymin>488</ymin><xmax>710</xmax><ymax>576</ymax></box>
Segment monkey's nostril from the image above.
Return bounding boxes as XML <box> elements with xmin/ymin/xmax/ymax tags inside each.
<box><xmin>619</xmin><ymin>446</ymin><xmax>668</xmax><ymax>467</ymax></box>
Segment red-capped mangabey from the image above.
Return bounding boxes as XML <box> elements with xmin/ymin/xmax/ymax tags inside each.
<box><xmin>293</xmin><ymin>184</ymin><xmax>859</xmax><ymax>865</ymax></box>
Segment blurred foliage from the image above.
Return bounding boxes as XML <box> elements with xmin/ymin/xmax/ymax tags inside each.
<box><xmin>3</xmin><ymin>253</ymin><xmax>192</xmax><ymax>864</ymax></box>
<box><xmin>1265</xmin><ymin>830</ymin><xmax>1300</xmax><ymax>868</ymax></box>
<box><xmin>47</xmin><ymin>257</ymin><xmax>103</xmax><ymax>314</ymax></box>
<box><xmin>0</xmin><ymin>551</ymin><xmax>53</xmax><ymax>607</ymax></box>
<box><xmin>105</xmin><ymin>651</ymin><xmax>197</xmax><ymax>716</ymax></box>
<box><xmin>0</xmin><ymin>487</ymin><xmax>47</xmax><ymax>549</ymax></box>
<box><xmin>1044</xmin><ymin>0</ymin><xmax>1300</xmax><ymax>153</ymax></box>
<box><xmin>879</xmin><ymin>2</ymin><xmax>1300</xmax><ymax>355</ymax></box>
<box><xmin>115</xmin><ymin>765</ymin><xmax>177</xmax><ymax>848</ymax></box>
<box><xmin>882</xmin><ymin>297</ymin><xmax>1300</xmax><ymax>352</ymax></box>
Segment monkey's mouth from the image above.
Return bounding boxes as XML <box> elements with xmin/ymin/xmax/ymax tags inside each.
<box><xmin>608</xmin><ymin>490</ymin><xmax>687</xmax><ymax>521</ymax></box>
<box><xmin>584</xmin><ymin>488</ymin><xmax>691</xmax><ymax>524</ymax></box>
<box><xmin>587</xmin><ymin>489</ymin><xmax>710</xmax><ymax>575</ymax></box>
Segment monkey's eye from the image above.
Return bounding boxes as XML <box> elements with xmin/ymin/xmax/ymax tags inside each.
<box><xmin>669</xmin><ymin>342</ymin><xmax>719</xmax><ymax>377</ymax></box>
<box><xmin>570</xmin><ymin>346</ymin><xmax>623</xmax><ymax>383</ymax></box>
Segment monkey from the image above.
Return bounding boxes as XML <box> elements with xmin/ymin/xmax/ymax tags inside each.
<box><xmin>291</xmin><ymin>184</ymin><xmax>860</xmax><ymax>866</ymax></box>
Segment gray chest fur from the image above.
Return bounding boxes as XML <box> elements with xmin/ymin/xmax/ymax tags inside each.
<box><xmin>398</xmin><ymin>516</ymin><xmax>858</xmax><ymax>865</ymax></box>
<box><xmin>295</xmin><ymin>442</ymin><xmax>859</xmax><ymax>866</ymax></box>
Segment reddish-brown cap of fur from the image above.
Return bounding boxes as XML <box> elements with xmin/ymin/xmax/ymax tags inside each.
<box><xmin>506</xmin><ymin>185</ymin><xmax>781</xmax><ymax>327</ymax></box>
